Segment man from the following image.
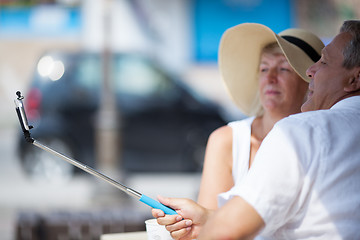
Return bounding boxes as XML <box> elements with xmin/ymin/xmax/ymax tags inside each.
<box><xmin>152</xmin><ymin>20</ymin><xmax>360</xmax><ymax>239</ymax></box>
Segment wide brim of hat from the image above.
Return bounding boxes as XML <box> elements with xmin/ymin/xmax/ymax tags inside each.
<box><xmin>219</xmin><ymin>23</ymin><xmax>316</xmax><ymax>116</ymax></box>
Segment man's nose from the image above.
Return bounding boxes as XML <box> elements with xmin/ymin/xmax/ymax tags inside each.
<box><xmin>306</xmin><ymin>63</ymin><xmax>315</xmax><ymax>79</ymax></box>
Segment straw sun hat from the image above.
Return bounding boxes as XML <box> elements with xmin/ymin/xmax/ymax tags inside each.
<box><xmin>219</xmin><ymin>23</ymin><xmax>325</xmax><ymax>116</ymax></box>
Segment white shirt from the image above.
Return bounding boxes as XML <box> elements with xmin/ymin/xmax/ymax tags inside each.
<box><xmin>225</xmin><ymin>96</ymin><xmax>360</xmax><ymax>239</ymax></box>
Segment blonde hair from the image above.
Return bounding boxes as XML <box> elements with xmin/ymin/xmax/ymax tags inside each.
<box><xmin>261</xmin><ymin>42</ymin><xmax>283</xmax><ymax>55</ymax></box>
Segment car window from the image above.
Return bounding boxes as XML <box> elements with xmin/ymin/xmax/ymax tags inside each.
<box><xmin>75</xmin><ymin>54</ymin><xmax>101</xmax><ymax>91</ymax></box>
<box><xmin>112</xmin><ymin>56</ymin><xmax>175</xmax><ymax>99</ymax></box>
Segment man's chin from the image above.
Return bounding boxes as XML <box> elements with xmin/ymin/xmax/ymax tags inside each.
<box><xmin>301</xmin><ymin>100</ymin><xmax>313</xmax><ymax>112</ymax></box>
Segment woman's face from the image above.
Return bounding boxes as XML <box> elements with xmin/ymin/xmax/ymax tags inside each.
<box><xmin>258</xmin><ymin>52</ymin><xmax>309</xmax><ymax>116</ymax></box>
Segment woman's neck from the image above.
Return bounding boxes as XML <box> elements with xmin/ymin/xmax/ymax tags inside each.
<box><xmin>252</xmin><ymin>112</ymin><xmax>283</xmax><ymax>141</ymax></box>
<box><xmin>261</xmin><ymin>112</ymin><xmax>284</xmax><ymax>133</ymax></box>
<box><xmin>249</xmin><ymin>112</ymin><xmax>285</xmax><ymax>168</ymax></box>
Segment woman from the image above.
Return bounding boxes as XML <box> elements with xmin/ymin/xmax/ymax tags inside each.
<box><xmin>152</xmin><ymin>23</ymin><xmax>324</xmax><ymax>240</ymax></box>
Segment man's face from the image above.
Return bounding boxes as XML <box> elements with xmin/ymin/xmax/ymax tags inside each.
<box><xmin>301</xmin><ymin>32</ymin><xmax>354</xmax><ymax>112</ymax></box>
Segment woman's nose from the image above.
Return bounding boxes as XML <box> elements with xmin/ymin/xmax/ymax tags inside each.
<box><xmin>266</xmin><ymin>68</ymin><xmax>278</xmax><ymax>83</ymax></box>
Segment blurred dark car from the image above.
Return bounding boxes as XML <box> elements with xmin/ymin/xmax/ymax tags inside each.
<box><xmin>17</xmin><ymin>51</ymin><xmax>227</xmax><ymax>179</ymax></box>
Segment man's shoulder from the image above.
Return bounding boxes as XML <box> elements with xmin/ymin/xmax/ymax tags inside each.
<box><xmin>282</xmin><ymin>96</ymin><xmax>360</xmax><ymax>124</ymax></box>
<box><xmin>274</xmin><ymin>103</ymin><xmax>360</xmax><ymax>139</ymax></box>
<box><xmin>270</xmin><ymin>110</ymin><xmax>333</xmax><ymax>145</ymax></box>
<box><xmin>277</xmin><ymin>110</ymin><xmax>325</xmax><ymax>129</ymax></box>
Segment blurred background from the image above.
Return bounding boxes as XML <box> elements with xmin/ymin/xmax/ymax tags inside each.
<box><xmin>1</xmin><ymin>0</ymin><xmax>359</xmax><ymax>239</ymax></box>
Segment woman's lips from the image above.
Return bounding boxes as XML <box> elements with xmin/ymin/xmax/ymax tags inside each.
<box><xmin>265</xmin><ymin>90</ymin><xmax>280</xmax><ymax>95</ymax></box>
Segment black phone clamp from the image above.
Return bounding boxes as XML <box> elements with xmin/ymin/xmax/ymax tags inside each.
<box><xmin>15</xmin><ymin>91</ymin><xmax>34</xmax><ymax>143</ymax></box>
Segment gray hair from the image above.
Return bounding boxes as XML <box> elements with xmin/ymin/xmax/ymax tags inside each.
<box><xmin>339</xmin><ymin>20</ymin><xmax>360</xmax><ymax>69</ymax></box>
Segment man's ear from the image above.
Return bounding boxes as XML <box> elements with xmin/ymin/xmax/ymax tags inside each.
<box><xmin>344</xmin><ymin>68</ymin><xmax>360</xmax><ymax>93</ymax></box>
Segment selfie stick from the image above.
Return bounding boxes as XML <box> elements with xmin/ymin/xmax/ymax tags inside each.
<box><xmin>14</xmin><ymin>91</ymin><xmax>177</xmax><ymax>215</ymax></box>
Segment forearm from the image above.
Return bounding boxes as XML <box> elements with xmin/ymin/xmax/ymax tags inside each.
<box><xmin>198</xmin><ymin>196</ymin><xmax>265</xmax><ymax>240</ymax></box>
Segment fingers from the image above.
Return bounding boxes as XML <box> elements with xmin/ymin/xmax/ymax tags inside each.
<box><xmin>151</xmin><ymin>204</ymin><xmax>193</xmax><ymax>239</ymax></box>
<box><xmin>157</xmin><ymin>195</ymin><xmax>170</xmax><ymax>206</ymax></box>
<box><xmin>151</xmin><ymin>197</ymin><xmax>196</xmax><ymax>240</ymax></box>
<box><xmin>157</xmin><ymin>195</ymin><xmax>196</xmax><ymax>213</ymax></box>
<box><xmin>152</xmin><ymin>208</ymin><xmax>165</xmax><ymax>218</ymax></box>
<box><xmin>166</xmin><ymin>219</ymin><xmax>192</xmax><ymax>240</ymax></box>
<box><xmin>165</xmin><ymin>219</ymin><xmax>192</xmax><ymax>232</ymax></box>
<box><xmin>157</xmin><ymin>214</ymin><xmax>183</xmax><ymax>225</ymax></box>
<box><xmin>170</xmin><ymin>227</ymin><xmax>192</xmax><ymax>240</ymax></box>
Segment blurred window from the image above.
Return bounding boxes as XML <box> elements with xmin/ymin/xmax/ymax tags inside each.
<box><xmin>113</xmin><ymin>56</ymin><xmax>173</xmax><ymax>98</ymax></box>
<box><xmin>75</xmin><ymin>55</ymin><xmax>101</xmax><ymax>91</ymax></box>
